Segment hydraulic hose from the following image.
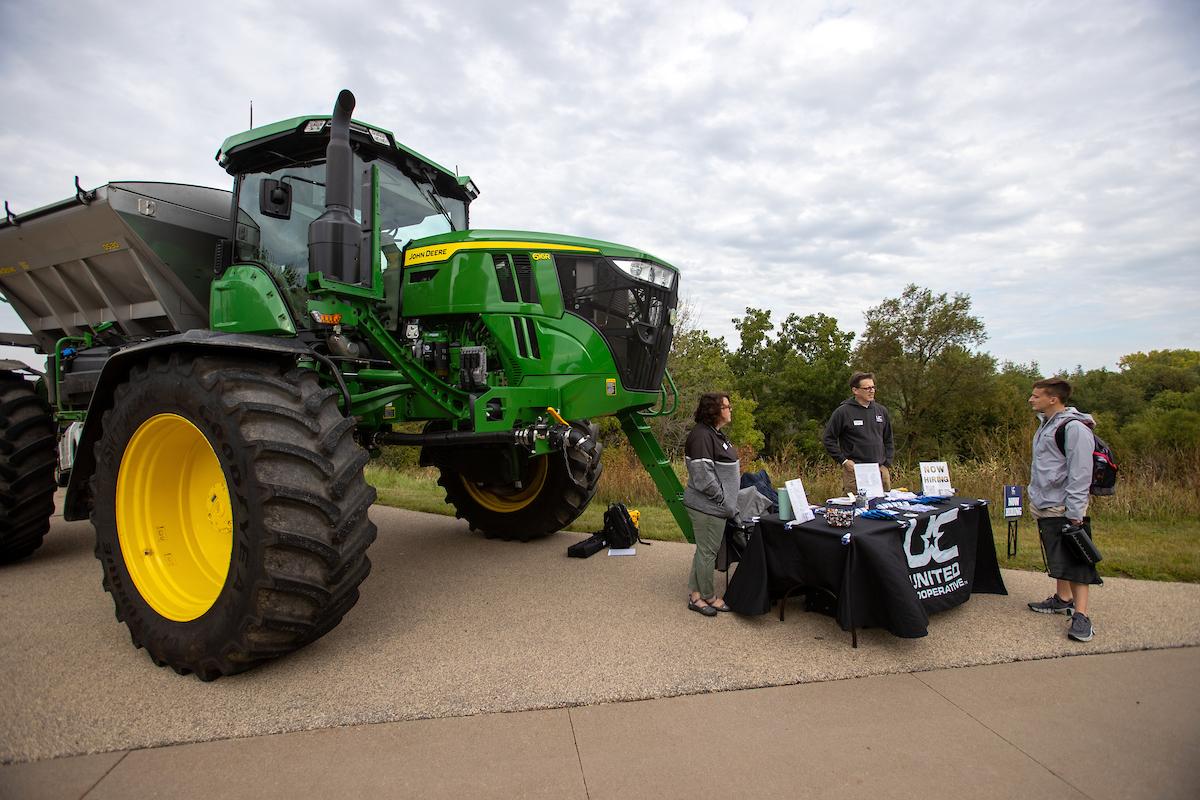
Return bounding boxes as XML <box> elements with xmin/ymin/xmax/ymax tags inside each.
<box><xmin>379</xmin><ymin>429</ymin><xmax>525</xmax><ymax>447</ymax></box>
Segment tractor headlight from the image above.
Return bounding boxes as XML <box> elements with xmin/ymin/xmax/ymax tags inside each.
<box><xmin>611</xmin><ymin>258</ymin><xmax>676</xmax><ymax>290</ymax></box>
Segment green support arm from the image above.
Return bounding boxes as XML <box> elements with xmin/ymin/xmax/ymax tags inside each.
<box><xmin>617</xmin><ymin>409</ymin><xmax>694</xmax><ymax>543</ymax></box>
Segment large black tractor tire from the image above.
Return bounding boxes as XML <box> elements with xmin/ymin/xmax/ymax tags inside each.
<box><xmin>0</xmin><ymin>372</ymin><xmax>57</xmax><ymax>563</ymax></box>
<box><xmin>430</xmin><ymin>423</ymin><xmax>603</xmax><ymax>541</ymax></box>
<box><xmin>91</xmin><ymin>353</ymin><xmax>377</xmax><ymax>680</ymax></box>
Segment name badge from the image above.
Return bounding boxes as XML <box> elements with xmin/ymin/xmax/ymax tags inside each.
<box><xmin>853</xmin><ymin>420</ymin><xmax>864</xmax><ymax>426</ymax></box>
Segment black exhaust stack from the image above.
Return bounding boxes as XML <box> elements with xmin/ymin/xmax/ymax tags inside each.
<box><xmin>308</xmin><ymin>89</ymin><xmax>360</xmax><ymax>283</ymax></box>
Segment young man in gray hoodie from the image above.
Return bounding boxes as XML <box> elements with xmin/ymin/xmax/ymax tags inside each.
<box><xmin>1026</xmin><ymin>378</ymin><xmax>1102</xmax><ymax>642</ymax></box>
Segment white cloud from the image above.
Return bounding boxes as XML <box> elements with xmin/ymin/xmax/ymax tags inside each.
<box><xmin>1</xmin><ymin>0</ymin><xmax>1197</xmax><ymax>373</ymax></box>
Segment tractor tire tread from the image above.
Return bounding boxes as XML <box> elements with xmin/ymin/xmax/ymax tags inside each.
<box><xmin>91</xmin><ymin>353</ymin><xmax>376</xmax><ymax>679</ymax></box>
<box><xmin>0</xmin><ymin>373</ymin><xmax>56</xmax><ymax>563</ymax></box>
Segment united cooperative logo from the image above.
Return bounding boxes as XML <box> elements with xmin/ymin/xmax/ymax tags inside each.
<box><xmin>903</xmin><ymin>508</ymin><xmax>967</xmax><ymax>599</ymax></box>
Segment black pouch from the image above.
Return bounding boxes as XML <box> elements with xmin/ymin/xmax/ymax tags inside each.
<box><xmin>1062</xmin><ymin>522</ymin><xmax>1103</xmax><ymax>565</ymax></box>
<box><xmin>567</xmin><ymin>532</ymin><xmax>606</xmax><ymax>559</ymax></box>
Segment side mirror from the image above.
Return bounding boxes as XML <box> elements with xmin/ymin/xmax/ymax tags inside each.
<box><xmin>259</xmin><ymin>179</ymin><xmax>292</xmax><ymax>219</ymax></box>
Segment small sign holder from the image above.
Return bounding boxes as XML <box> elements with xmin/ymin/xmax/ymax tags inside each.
<box><xmin>1004</xmin><ymin>485</ymin><xmax>1023</xmax><ymax>558</ymax></box>
<box><xmin>852</xmin><ymin>463</ymin><xmax>885</xmax><ymax>499</ymax></box>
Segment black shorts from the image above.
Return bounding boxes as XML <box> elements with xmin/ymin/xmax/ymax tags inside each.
<box><xmin>1038</xmin><ymin>516</ymin><xmax>1103</xmax><ymax>585</ymax></box>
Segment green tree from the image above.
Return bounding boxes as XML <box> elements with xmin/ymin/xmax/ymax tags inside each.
<box><xmin>654</xmin><ymin>326</ymin><xmax>733</xmax><ymax>454</ymax></box>
<box><xmin>729</xmin><ymin>307</ymin><xmax>775</xmax><ymax>384</ymax></box>
<box><xmin>855</xmin><ymin>285</ymin><xmax>991</xmax><ymax>457</ymax></box>
<box><xmin>993</xmin><ymin>361</ymin><xmax>1044</xmax><ymax>429</ymax></box>
<box><xmin>729</xmin><ymin>307</ymin><xmax>854</xmax><ymax>456</ymax></box>
<box><xmin>1069</xmin><ymin>367</ymin><xmax>1146</xmax><ymax>426</ymax></box>
<box><xmin>652</xmin><ymin>311</ymin><xmax>763</xmax><ymax>456</ymax></box>
<box><xmin>1118</xmin><ymin>350</ymin><xmax>1200</xmax><ymax>400</ymax></box>
<box><xmin>964</xmin><ymin>360</ymin><xmax>1045</xmax><ymax>470</ymax></box>
<box><xmin>1121</xmin><ymin>403</ymin><xmax>1200</xmax><ymax>477</ymax></box>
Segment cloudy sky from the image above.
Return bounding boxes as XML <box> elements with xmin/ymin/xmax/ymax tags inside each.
<box><xmin>2</xmin><ymin>0</ymin><xmax>1197</xmax><ymax>373</ymax></box>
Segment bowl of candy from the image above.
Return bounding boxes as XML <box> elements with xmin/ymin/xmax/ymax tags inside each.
<box><xmin>825</xmin><ymin>498</ymin><xmax>855</xmax><ymax>528</ymax></box>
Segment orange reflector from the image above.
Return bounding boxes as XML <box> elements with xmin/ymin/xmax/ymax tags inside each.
<box><xmin>310</xmin><ymin>311</ymin><xmax>343</xmax><ymax>325</ymax></box>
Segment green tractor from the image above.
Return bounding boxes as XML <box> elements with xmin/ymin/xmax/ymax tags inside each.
<box><xmin>0</xmin><ymin>90</ymin><xmax>690</xmax><ymax>679</ymax></box>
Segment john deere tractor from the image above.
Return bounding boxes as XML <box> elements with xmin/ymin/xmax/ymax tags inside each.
<box><xmin>0</xmin><ymin>91</ymin><xmax>689</xmax><ymax>679</ymax></box>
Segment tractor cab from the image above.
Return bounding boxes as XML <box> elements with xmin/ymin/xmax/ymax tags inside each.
<box><xmin>216</xmin><ymin>113</ymin><xmax>477</xmax><ymax>310</ymax></box>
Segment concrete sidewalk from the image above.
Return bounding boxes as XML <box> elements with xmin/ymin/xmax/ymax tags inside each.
<box><xmin>4</xmin><ymin>505</ymin><xmax>1200</xmax><ymax>764</ymax></box>
<box><xmin>3</xmin><ymin>647</ymin><xmax>1197</xmax><ymax>799</ymax></box>
<box><xmin>4</xmin><ymin>502</ymin><xmax>1199</xmax><ymax>798</ymax></box>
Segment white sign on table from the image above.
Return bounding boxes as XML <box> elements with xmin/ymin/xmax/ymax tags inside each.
<box><xmin>784</xmin><ymin>478</ymin><xmax>815</xmax><ymax>523</ymax></box>
<box><xmin>853</xmin><ymin>463</ymin><xmax>885</xmax><ymax>498</ymax></box>
<box><xmin>920</xmin><ymin>461</ymin><xmax>954</xmax><ymax>496</ymax></box>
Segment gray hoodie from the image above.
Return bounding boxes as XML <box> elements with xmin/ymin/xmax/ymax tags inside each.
<box><xmin>1028</xmin><ymin>407</ymin><xmax>1095</xmax><ymax>520</ymax></box>
<box><xmin>683</xmin><ymin>424</ymin><xmax>741</xmax><ymax>519</ymax></box>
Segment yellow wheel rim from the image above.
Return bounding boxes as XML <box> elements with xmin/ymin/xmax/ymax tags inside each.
<box><xmin>462</xmin><ymin>455</ymin><xmax>549</xmax><ymax>513</ymax></box>
<box><xmin>116</xmin><ymin>413</ymin><xmax>233</xmax><ymax>622</ymax></box>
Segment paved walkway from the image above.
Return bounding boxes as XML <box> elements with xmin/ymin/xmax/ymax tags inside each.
<box><xmin>2</xmin><ymin>503</ymin><xmax>1198</xmax><ymax>797</ymax></box>
<box><xmin>3</xmin><ymin>647</ymin><xmax>1197</xmax><ymax>799</ymax></box>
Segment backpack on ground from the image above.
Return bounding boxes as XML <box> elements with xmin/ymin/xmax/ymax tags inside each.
<box><xmin>602</xmin><ymin>503</ymin><xmax>641</xmax><ymax>549</ymax></box>
<box><xmin>1054</xmin><ymin>419</ymin><xmax>1118</xmax><ymax>496</ymax></box>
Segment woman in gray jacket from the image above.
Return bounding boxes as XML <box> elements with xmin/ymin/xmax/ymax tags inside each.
<box><xmin>683</xmin><ymin>392</ymin><xmax>740</xmax><ymax>616</ymax></box>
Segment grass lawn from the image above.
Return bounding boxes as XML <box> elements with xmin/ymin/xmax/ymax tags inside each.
<box><xmin>991</xmin><ymin>512</ymin><xmax>1200</xmax><ymax>583</ymax></box>
<box><xmin>366</xmin><ymin>465</ymin><xmax>1200</xmax><ymax>583</ymax></box>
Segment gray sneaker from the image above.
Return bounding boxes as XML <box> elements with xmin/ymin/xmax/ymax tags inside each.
<box><xmin>1028</xmin><ymin>594</ymin><xmax>1075</xmax><ymax>615</ymax></box>
<box><xmin>1068</xmin><ymin>612</ymin><xmax>1095</xmax><ymax>642</ymax></box>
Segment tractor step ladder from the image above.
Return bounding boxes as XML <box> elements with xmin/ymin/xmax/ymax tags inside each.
<box><xmin>617</xmin><ymin>409</ymin><xmax>694</xmax><ymax>543</ymax></box>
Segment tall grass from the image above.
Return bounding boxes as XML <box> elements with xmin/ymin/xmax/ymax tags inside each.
<box><xmin>593</xmin><ymin>446</ymin><xmax>682</xmax><ymax>507</ymax></box>
<box><xmin>393</xmin><ymin>432</ymin><xmax>1200</xmax><ymax>523</ymax></box>
<box><xmin>582</xmin><ymin>438</ymin><xmax>1200</xmax><ymax>582</ymax></box>
<box><xmin>366</xmin><ymin>434</ymin><xmax>1200</xmax><ymax>579</ymax></box>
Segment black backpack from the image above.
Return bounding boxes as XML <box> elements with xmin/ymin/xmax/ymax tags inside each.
<box><xmin>602</xmin><ymin>503</ymin><xmax>641</xmax><ymax>549</ymax></box>
<box><xmin>1055</xmin><ymin>419</ymin><xmax>1118</xmax><ymax>496</ymax></box>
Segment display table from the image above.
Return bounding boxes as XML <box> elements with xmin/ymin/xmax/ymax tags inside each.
<box><xmin>724</xmin><ymin>496</ymin><xmax>1006</xmax><ymax>643</ymax></box>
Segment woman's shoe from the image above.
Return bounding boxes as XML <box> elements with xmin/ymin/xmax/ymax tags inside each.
<box><xmin>688</xmin><ymin>598</ymin><xmax>718</xmax><ymax>617</ymax></box>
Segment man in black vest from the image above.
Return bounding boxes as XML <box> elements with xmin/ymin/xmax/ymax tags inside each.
<box><xmin>822</xmin><ymin>372</ymin><xmax>894</xmax><ymax>494</ymax></box>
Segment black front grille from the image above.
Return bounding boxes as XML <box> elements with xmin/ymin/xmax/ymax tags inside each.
<box><xmin>555</xmin><ymin>256</ymin><xmax>676</xmax><ymax>391</ymax></box>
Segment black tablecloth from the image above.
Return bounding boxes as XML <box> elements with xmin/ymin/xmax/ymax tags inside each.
<box><xmin>724</xmin><ymin>496</ymin><xmax>1007</xmax><ymax>638</ymax></box>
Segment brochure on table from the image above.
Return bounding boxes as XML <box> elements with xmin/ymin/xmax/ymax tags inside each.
<box><xmin>853</xmin><ymin>462</ymin><xmax>885</xmax><ymax>498</ymax></box>
<box><xmin>784</xmin><ymin>478</ymin><xmax>815</xmax><ymax>523</ymax></box>
<box><xmin>919</xmin><ymin>461</ymin><xmax>954</xmax><ymax>496</ymax></box>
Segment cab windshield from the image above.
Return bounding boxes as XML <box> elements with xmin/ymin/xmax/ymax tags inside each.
<box><xmin>234</xmin><ymin>154</ymin><xmax>466</xmax><ymax>288</ymax></box>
